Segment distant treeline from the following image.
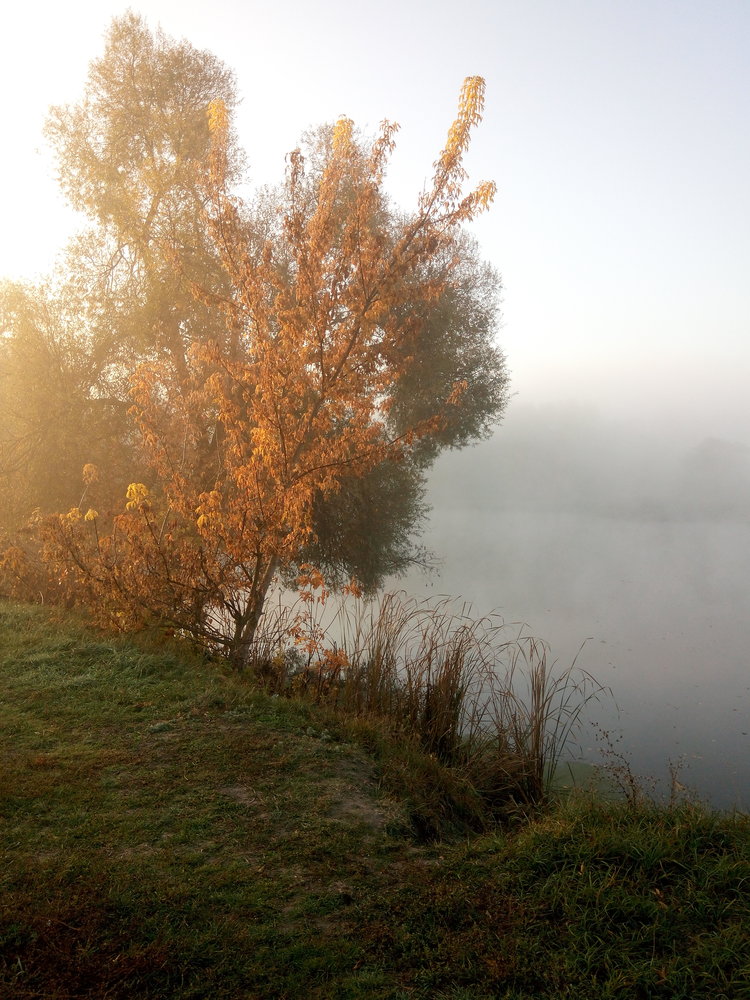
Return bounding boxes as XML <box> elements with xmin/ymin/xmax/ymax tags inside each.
<box><xmin>429</xmin><ymin>403</ymin><xmax>750</xmax><ymax>521</ymax></box>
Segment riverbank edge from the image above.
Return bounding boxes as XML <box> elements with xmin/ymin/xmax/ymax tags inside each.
<box><xmin>2</xmin><ymin>601</ymin><xmax>748</xmax><ymax>998</ymax></box>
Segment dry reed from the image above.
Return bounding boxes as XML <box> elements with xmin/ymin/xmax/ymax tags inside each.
<box><xmin>248</xmin><ymin>590</ymin><xmax>606</xmax><ymax>813</ymax></box>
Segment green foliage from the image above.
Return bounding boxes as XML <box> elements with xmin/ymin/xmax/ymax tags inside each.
<box><xmin>297</xmin><ymin>458</ymin><xmax>430</xmax><ymax>591</ymax></box>
<box><xmin>0</xmin><ymin>281</ymin><xmax>128</xmax><ymax>528</ymax></box>
<box><xmin>387</xmin><ymin>231</ymin><xmax>507</xmax><ymax>460</ymax></box>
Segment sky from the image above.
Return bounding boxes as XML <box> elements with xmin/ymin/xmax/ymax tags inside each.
<box><xmin>1</xmin><ymin>0</ymin><xmax>749</xmax><ymax>443</ymax></box>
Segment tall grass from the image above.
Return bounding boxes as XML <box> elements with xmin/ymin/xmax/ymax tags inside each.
<box><xmin>248</xmin><ymin>590</ymin><xmax>606</xmax><ymax>814</ymax></box>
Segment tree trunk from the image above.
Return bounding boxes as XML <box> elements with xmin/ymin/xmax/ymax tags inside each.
<box><xmin>228</xmin><ymin>556</ymin><xmax>279</xmax><ymax>670</ymax></box>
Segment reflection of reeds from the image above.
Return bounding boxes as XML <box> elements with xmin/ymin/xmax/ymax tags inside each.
<box><xmin>249</xmin><ymin>590</ymin><xmax>606</xmax><ymax>814</ymax></box>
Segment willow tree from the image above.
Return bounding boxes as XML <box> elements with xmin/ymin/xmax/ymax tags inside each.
<box><xmin>44</xmin><ymin>10</ymin><xmax>244</xmax><ymax>371</ymax></box>
<box><xmin>45</xmin><ymin>75</ymin><xmax>508</xmax><ymax>664</ymax></box>
<box><xmin>0</xmin><ymin>14</ymin><xmax>243</xmax><ymax>540</ymax></box>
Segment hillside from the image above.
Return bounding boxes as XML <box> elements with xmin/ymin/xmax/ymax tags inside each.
<box><xmin>1</xmin><ymin>602</ymin><xmax>748</xmax><ymax>999</ymax></box>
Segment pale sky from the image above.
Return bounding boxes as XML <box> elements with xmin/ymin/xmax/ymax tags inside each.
<box><xmin>2</xmin><ymin>0</ymin><xmax>749</xmax><ymax>443</ymax></box>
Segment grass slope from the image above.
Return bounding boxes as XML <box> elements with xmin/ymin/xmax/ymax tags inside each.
<box><xmin>1</xmin><ymin>602</ymin><xmax>748</xmax><ymax>999</ymax></box>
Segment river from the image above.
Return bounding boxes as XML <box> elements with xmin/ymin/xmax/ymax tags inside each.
<box><xmin>398</xmin><ymin>439</ymin><xmax>750</xmax><ymax>810</ymax></box>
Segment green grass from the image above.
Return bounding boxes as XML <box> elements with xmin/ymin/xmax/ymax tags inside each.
<box><xmin>1</xmin><ymin>601</ymin><xmax>748</xmax><ymax>999</ymax></box>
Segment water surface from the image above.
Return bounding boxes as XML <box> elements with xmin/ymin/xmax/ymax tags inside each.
<box><xmin>399</xmin><ymin>426</ymin><xmax>750</xmax><ymax>809</ymax></box>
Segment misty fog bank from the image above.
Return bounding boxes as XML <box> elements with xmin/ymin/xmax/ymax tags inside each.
<box><xmin>428</xmin><ymin>401</ymin><xmax>750</xmax><ymax>524</ymax></box>
<box><xmin>401</xmin><ymin>401</ymin><xmax>749</xmax><ymax>808</ymax></box>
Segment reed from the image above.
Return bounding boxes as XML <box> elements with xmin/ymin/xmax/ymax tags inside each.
<box><xmin>250</xmin><ymin>590</ymin><xmax>606</xmax><ymax>817</ymax></box>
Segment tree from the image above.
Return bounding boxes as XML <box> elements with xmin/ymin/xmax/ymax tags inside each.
<box><xmin>0</xmin><ymin>16</ymin><xmax>508</xmax><ymax>661</ymax></box>
<box><xmin>38</xmin><ymin>65</ymin><xmax>507</xmax><ymax>664</ymax></box>
<box><xmin>44</xmin><ymin>11</ymin><xmax>244</xmax><ymax>373</ymax></box>
<box><xmin>4</xmin><ymin>16</ymin><xmax>508</xmax><ymax>587</ymax></box>
<box><xmin>0</xmin><ymin>13</ymin><xmax>243</xmax><ymax>533</ymax></box>
<box><xmin>0</xmin><ymin>279</ymin><xmax>131</xmax><ymax>532</ymax></box>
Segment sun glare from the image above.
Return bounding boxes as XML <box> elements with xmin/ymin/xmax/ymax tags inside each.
<box><xmin>0</xmin><ymin>6</ymin><xmax>108</xmax><ymax>282</ymax></box>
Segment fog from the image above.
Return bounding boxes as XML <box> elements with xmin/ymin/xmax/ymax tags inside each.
<box><xmin>1</xmin><ymin>1</ymin><xmax>746</xmax><ymax>806</ymax></box>
<box><xmin>399</xmin><ymin>400</ymin><xmax>750</xmax><ymax>808</ymax></box>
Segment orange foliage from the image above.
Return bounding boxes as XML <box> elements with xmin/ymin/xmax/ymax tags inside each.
<box><xmin>41</xmin><ymin>78</ymin><xmax>496</xmax><ymax>666</ymax></box>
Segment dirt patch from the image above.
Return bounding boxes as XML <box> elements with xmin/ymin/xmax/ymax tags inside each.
<box><xmin>320</xmin><ymin>756</ymin><xmax>398</xmax><ymax>832</ymax></box>
<box><xmin>116</xmin><ymin>842</ymin><xmax>160</xmax><ymax>861</ymax></box>
<box><xmin>326</xmin><ymin>790</ymin><xmax>389</xmax><ymax>828</ymax></box>
<box><xmin>219</xmin><ymin>784</ymin><xmax>263</xmax><ymax>807</ymax></box>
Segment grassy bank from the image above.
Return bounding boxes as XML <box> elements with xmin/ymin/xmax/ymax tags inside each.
<box><xmin>1</xmin><ymin>602</ymin><xmax>748</xmax><ymax>999</ymax></box>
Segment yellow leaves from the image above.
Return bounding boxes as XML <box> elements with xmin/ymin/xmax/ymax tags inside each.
<box><xmin>297</xmin><ymin>563</ymin><xmax>328</xmax><ymax>604</ymax></box>
<box><xmin>194</xmin><ymin>489</ymin><xmax>225</xmax><ymax>533</ymax></box>
<box><xmin>298</xmin><ymin>563</ymin><xmax>325</xmax><ymax>590</ymax></box>
<box><xmin>457</xmin><ymin>76</ymin><xmax>486</xmax><ymax>128</ymax></box>
<box><xmin>320</xmin><ymin>645</ymin><xmax>349</xmax><ymax>673</ymax></box>
<box><xmin>65</xmin><ymin>507</ymin><xmax>82</xmax><ymax>523</ymax></box>
<box><xmin>473</xmin><ymin>180</ymin><xmax>497</xmax><ymax>211</ymax></box>
<box><xmin>207</xmin><ymin>99</ymin><xmax>228</xmax><ymax>135</ymax></box>
<box><xmin>84</xmin><ymin>508</ymin><xmax>99</xmax><ymax>522</ymax></box>
<box><xmin>343</xmin><ymin>576</ymin><xmax>363</xmax><ymax>599</ymax></box>
<box><xmin>125</xmin><ymin>483</ymin><xmax>150</xmax><ymax>511</ymax></box>
<box><xmin>82</xmin><ymin>463</ymin><xmax>99</xmax><ymax>485</ymax></box>
<box><xmin>444</xmin><ymin>76</ymin><xmax>486</xmax><ymax>160</ymax></box>
<box><xmin>206</xmin><ymin>98</ymin><xmax>231</xmax><ymax>194</ymax></box>
<box><xmin>0</xmin><ymin>544</ymin><xmax>27</xmax><ymax>575</ymax></box>
<box><xmin>425</xmin><ymin>75</ymin><xmax>494</xmax><ymax>223</ymax></box>
<box><xmin>332</xmin><ymin>116</ymin><xmax>354</xmax><ymax>154</ymax></box>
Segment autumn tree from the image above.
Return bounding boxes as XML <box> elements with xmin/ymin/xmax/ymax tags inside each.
<box><xmin>44</xmin><ymin>10</ymin><xmax>243</xmax><ymax>369</ymax></box>
<box><xmin>0</xmin><ymin>15</ymin><xmax>509</xmax><ymax>660</ymax></box>
<box><xmin>0</xmin><ymin>14</ymin><xmax>242</xmax><ymax>536</ymax></box>
<box><xmin>247</xmin><ymin>123</ymin><xmax>507</xmax><ymax>589</ymax></box>
<box><xmin>0</xmin><ymin>279</ymin><xmax>133</xmax><ymax>533</ymax></box>
<box><xmin>41</xmin><ymin>68</ymin><xmax>507</xmax><ymax>664</ymax></box>
<box><xmin>1</xmin><ymin>15</ymin><xmax>508</xmax><ymax>599</ymax></box>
